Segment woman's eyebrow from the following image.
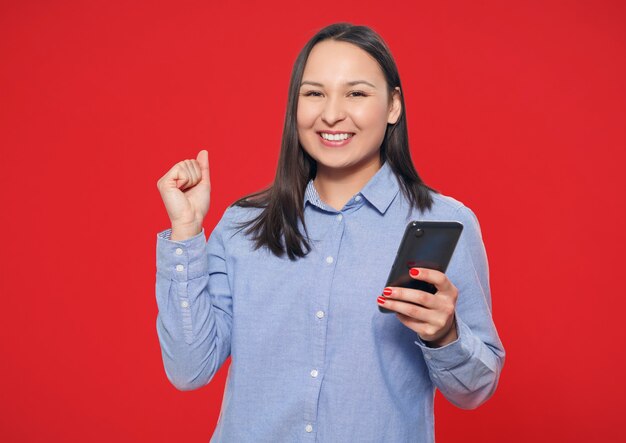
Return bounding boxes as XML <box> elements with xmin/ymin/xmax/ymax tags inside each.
<box><xmin>300</xmin><ymin>80</ymin><xmax>377</xmax><ymax>88</ymax></box>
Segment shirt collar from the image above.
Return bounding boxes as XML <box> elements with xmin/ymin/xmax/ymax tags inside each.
<box><xmin>303</xmin><ymin>161</ymin><xmax>400</xmax><ymax>214</ymax></box>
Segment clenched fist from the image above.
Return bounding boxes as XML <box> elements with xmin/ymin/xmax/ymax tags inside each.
<box><xmin>157</xmin><ymin>150</ymin><xmax>211</xmax><ymax>241</ymax></box>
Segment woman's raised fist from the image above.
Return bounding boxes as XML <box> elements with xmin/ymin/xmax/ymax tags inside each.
<box><xmin>156</xmin><ymin>150</ymin><xmax>211</xmax><ymax>240</ymax></box>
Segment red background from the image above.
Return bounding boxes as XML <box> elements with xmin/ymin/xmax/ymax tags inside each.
<box><xmin>1</xmin><ymin>1</ymin><xmax>625</xmax><ymax>441</ymax></box>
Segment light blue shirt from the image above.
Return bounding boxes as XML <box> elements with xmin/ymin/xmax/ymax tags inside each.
<box><xmin>155</xmin><ymin>161</ymin><xmax>505</xmax><ymax>442</ymax></box>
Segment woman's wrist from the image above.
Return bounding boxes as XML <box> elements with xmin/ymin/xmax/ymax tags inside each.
<box><xmin>425</xmin><ymin>316</ymin><xmax>458</xmax><ymax>348</ymax></box>
<box><xmin>170</xmin><ymin>223</ymin><xmax>202</xmax><ymax>241</ymax></box>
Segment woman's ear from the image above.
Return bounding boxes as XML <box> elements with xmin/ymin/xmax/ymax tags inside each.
<box><xmin>387</xmin><ymin>87</ymin><xmax>402</xmax><ymax>125</ymax></box>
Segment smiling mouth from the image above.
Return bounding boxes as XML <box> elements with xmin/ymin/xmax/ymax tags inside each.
<box><xmin>318</xmin><ymin>132</ymin><xmax>355</xmax><ymax>141</ymax></box>
<box><xmin>317</xmin><ymin>132</ymin><xmax>355</xmax><ymax>147</ymax></box>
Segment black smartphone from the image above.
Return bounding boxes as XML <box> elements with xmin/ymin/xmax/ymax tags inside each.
<box><xmin>379</xmin><ymin>221</ymin><xmax>464</xmax><ymax>313</ymax></box>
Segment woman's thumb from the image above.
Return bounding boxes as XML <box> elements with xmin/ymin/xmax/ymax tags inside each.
<box><xmin>197</xmin><ymin>149</ymin><xmax>210</xmax><ymax>182</ymax></box>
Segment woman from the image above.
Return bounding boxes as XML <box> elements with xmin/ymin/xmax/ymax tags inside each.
<box><xmin>155</xmin><ymin>22</ymin><xmax>505</xmax><ymax>443</ymax></box>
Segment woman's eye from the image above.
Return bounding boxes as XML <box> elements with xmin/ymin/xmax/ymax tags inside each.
<box><xmin>303</xmin><ymin>91</ymin><xmax>322</xmax><ymax>97</ymax></box>
<box><xmin>349</xmin><ymin>91</ymin><xmax>367</xmax><ymax>97</ymax></box>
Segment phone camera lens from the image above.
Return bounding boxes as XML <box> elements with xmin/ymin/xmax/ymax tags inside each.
<box><xmin>415</xmin><ymin>228</ymin><xmax>424</xmax><ymax>238</ymax></box>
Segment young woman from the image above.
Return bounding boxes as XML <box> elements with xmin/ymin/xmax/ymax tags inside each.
<box><xmin>155</xmin><ymin>23</ymin><xmax>505</xmax><ymax>443</ymax></box>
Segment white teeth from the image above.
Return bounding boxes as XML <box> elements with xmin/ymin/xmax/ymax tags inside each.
<box><xmin>320</xmin><ymin>132</ymin><xmax>353</xmax><ymax>141</ymax></box>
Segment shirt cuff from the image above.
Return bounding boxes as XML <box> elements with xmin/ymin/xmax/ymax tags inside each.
<box><xmin>413</xmin><ymin>315</ymin><xmax>474</xmax><ymax>371</ymax></box>
<box><xmin>156</xmin><ymin>227</ymin><xmax>208</xmax><ymax>281</ymax></box>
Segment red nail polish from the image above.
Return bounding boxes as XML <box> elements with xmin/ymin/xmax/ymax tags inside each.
<box><xmin>377</xmin><ymin>296</ymin><xmax>386</xmax><ymax>304</ymax></box>
<box><xmin>383</xmin><ymin>288</ymin><xmax>392</xmax><ymax>296</ymax></box>
<box><xmin>409</xmin><ymin>268</ymin><xmax>419</xmax><ymax>277</ymax></box>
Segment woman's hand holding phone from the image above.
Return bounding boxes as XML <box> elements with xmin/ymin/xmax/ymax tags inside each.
<box><xmin>377</xmin><ymin>268</ymin><xmax>459</xmax><ymax>348</ymax></box>
<box><xmin>157</xmin><ymin>149</ymin><xmax>211</xmax><ymax>241</ymax></box>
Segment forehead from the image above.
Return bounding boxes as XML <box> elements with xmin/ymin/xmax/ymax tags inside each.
<box><xmin>302</xmin><ymin>40</ymin><xmax>385</xmax><ymax>86</ymax></box>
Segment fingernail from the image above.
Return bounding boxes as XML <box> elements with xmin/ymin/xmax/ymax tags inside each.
<box><xmin>383</xmin><ymin>287</ymin><xmax>392</xmax><ymax>296</ymax></box>
<box><xmin>377</xmin><ymin>296</ymin><xmax>386</xmax><ymax>304</ymax></box>
<box><xmin>409</xmin><ymin>268</ymin><xmax>419</xmax><ymax>277</ymax></box>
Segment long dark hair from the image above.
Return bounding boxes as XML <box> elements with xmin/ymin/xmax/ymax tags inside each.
<box><xmin>231</xmin><ymin>22</ymin><xmax>437</xmax><ymax>260</ymax></box>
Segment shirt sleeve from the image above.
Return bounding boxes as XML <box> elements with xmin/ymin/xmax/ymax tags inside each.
<box><xmin>412</xmin><ymin>205</ymin><xmax>506</xmax><ymax>409</ymax></box>
<box><xmin>155</xmin><ymin>208</ymin><xmax>234</xmax><ymax>391</ymax></box>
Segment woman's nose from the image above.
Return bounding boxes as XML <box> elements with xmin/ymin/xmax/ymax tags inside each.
<box><xmin>321</xmin><ymin>96</ymin><xmax>346</xmax><ymax>125</ymax></box>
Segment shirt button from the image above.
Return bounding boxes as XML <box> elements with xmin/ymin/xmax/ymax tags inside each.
<box><xmin>355</xmin><ymin>195</ymin><xmax>362</xmax><ymax>202</ymax></box>
<box><xmin>305</xmin><ymin>424</ymin><xmax>313</xmax><ymax>433</ymax></box>
<box><xmin>316</xmin><ymin>310</ymin><xmax>325</xmax><ymax>319</ymax></box>
<box><xmin>432</xmin><ymin>372</ymin><xmax>438</xmax><ymax>379</ymax></box>
<box><xmin>325</xmin><ymin>256</ymin><xmax>334</xmax><ymax>264</ymax></box>
<box><xmin>181</xmin><ymin>300</ymin><xmax>189</xmax><ymax>308</ymax></box>
<box><xmin>310</xmin><ymin>369</ymin><xmax>318</xmax><ymax>378</ymax></box>
<box><xmin>424</xmin><ymin>353</ymin><xmax>432</xmax><ymax>360</ymax></box>
<box><xmin>336</xmin><ymin>214</ymin><xmax>343</xmax><ymax>221</ymax></box>
<box><xmin>175</xmin><ymin>248</ymin><xmax>183</xmax><ymax>255</ymax></box>
<box><xmin>175</xmin><ymin>264</ymin><xmax>184</xmax><ymax>272</ymax></box>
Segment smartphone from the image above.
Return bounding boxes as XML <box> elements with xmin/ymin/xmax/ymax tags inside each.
<box><xmin>379</xmin><ymin>221</ymin><xmax>464</xmax><ymax>313</ymax></box>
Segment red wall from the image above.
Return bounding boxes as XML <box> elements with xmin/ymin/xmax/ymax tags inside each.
<box><xmin>1</xmin><ymin>1</ymin><xmax>625</xmax><ymax>441</ymax></box>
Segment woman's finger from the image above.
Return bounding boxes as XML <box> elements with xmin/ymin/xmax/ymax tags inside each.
<box><xmin>184</xmin><ymin>160</ymin><xmax>198</xmax><ymax>186</ymax></box>
<box><xmin>377</xmin><ymin>297</ymin><xmax>441</xmax><ymax>324</ymax></box>
<box><xmin>172</xmin><ymin>163</ymin><xmax>190</xmax><ymax>189</ymax></box>
<box><xmin>409</xmin><ymin>268</ymin><xmax>455</xmax><ymax>294</ymax></box>
<box><xmin>190</xmin><ymin>159</ymin><xmax>202</xmax><ymax>184</ymax></box>
<box><xmin>196</xmin><ymin>149</ymin><xmax>211</xmax><ymax>184</ymax></box>
<box><xmin>378</xmin><ymin>296</ymin><xmax>452</xmax><ymax>339</ymax></box>
<box><xmin>179</xmin><ymin>161</ymin><xmax>195</xmax><ymax>189</ymax></box>
<box><xmin>409</xmin><ymin>268</ymin><xmax>448</xmax><ymax>288</ymax></box>
<box><xmin>394</xmin><ymin>312</ymin><xmax>430</xmax><ymax>335</ymax></box>
<box><xmin>382</xmin><ymin>286</ymin><xmax>437</xmax><ymax>309</ymax></box>
<box><xmin>158</xmin><ymin>161</ymin><xmax>185</xmax><ymax>190</ymax></box>
<box><xmin>378</xmin><ymin>297</ymin><xmax>448</xmax><ymax>336</ymax></box>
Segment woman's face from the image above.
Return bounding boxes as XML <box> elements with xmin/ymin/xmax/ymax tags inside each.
<box><xmin>297</xmin><ymin>40</ymin><xmax>401</xmax><ymax>177</ymax></box>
